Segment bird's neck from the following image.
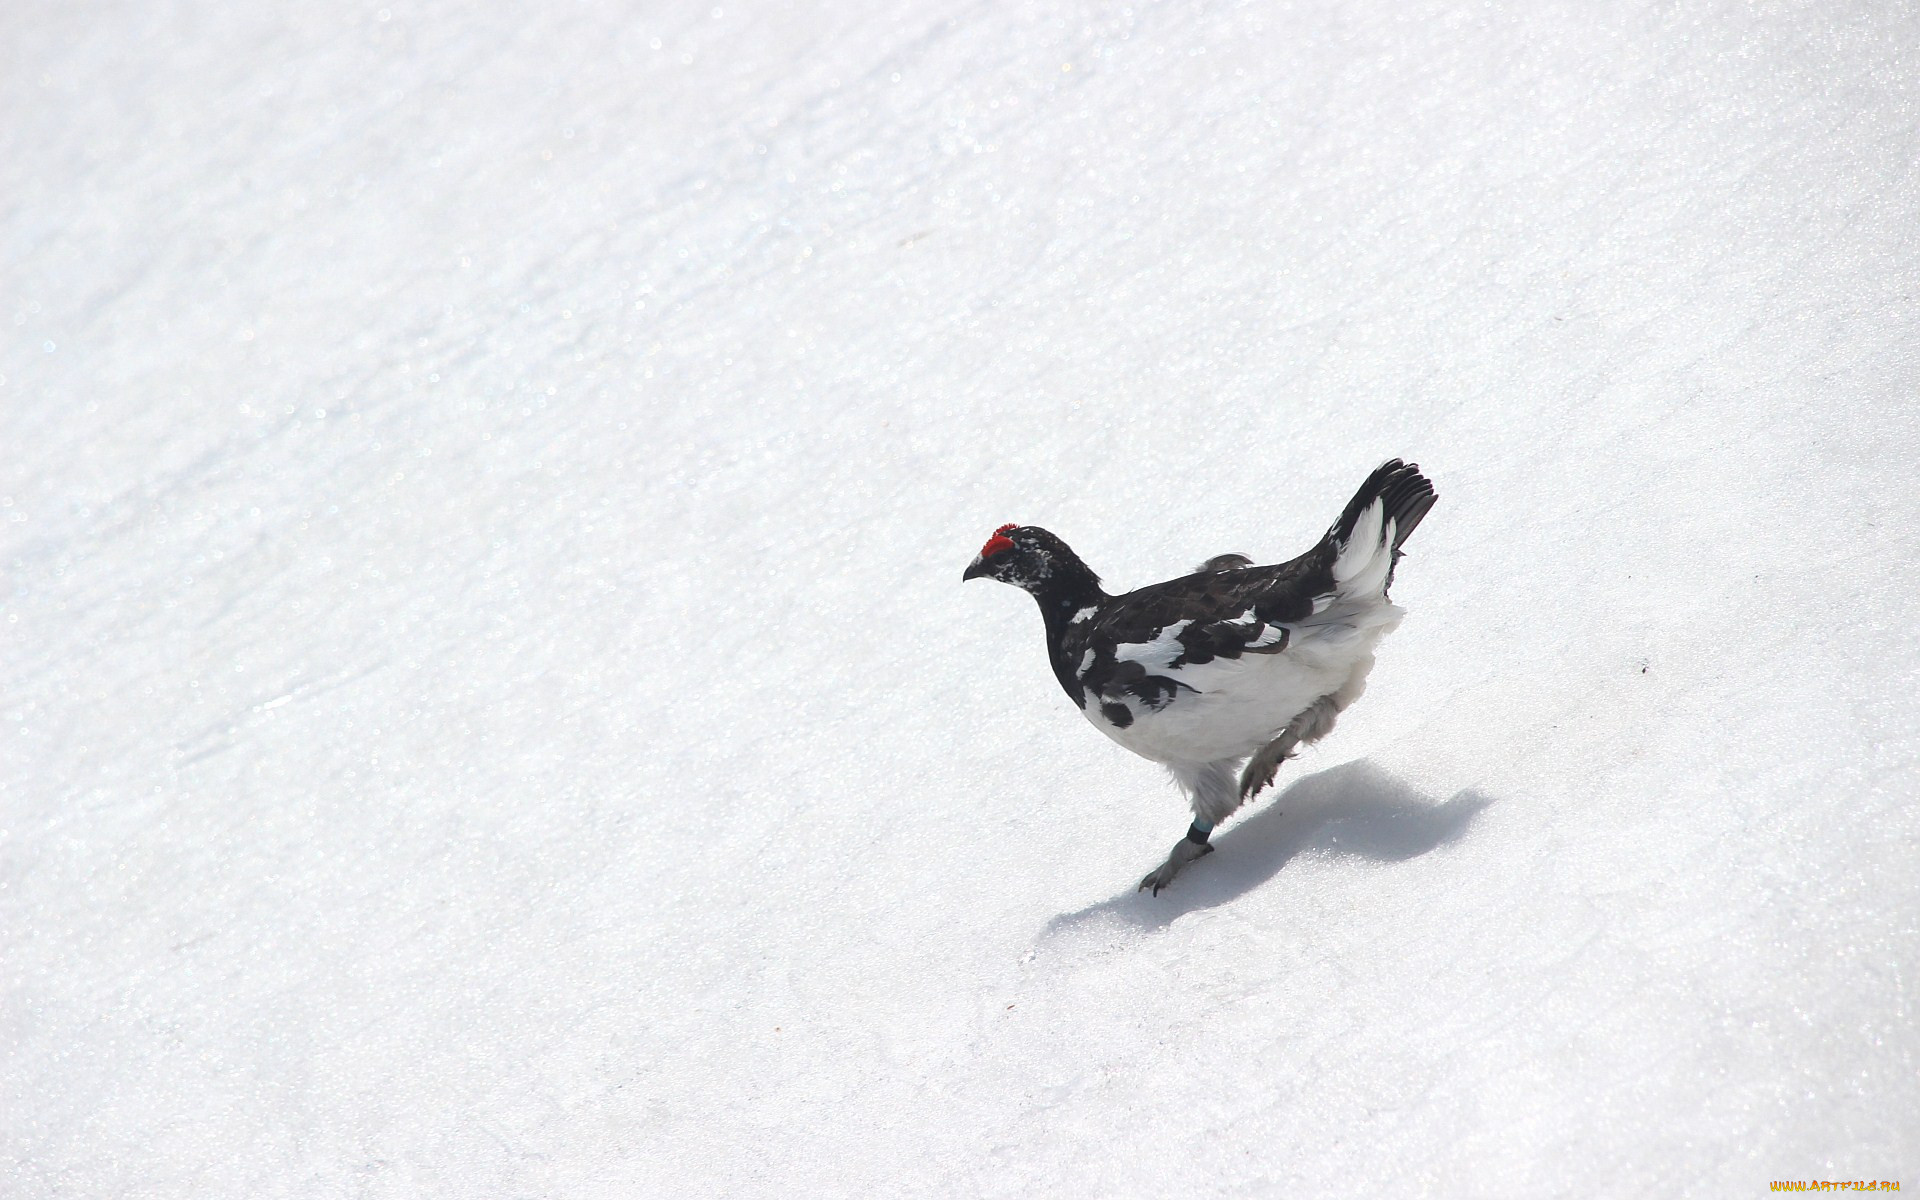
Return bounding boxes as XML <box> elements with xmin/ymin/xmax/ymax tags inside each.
<box><xmin>1028</xmin><ymin>552</ymin><xmax>1107</xmax><ymax>632</ymax></box>
<box><xmin>1028</xmin><ymin>555</ymin><xmax>1105</xmax><ymax>706</ymax></box>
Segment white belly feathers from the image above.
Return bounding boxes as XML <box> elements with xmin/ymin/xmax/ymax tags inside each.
<box><xmin>1082</xmin><ymin>603</ymin><xmax>1403</xmax><ymax>765</ymax></box>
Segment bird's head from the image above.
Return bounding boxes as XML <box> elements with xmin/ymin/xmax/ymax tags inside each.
<box><xmin>962</xmin><ymin>524</ymin><xmax>1079</xmax><ymax>594</ymax></box>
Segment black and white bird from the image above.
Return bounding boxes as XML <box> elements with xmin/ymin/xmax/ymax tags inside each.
<box><xmin>963</xmin><ymin>459</ymin><xmax>1437</xmax><ymax>894</ymax></box>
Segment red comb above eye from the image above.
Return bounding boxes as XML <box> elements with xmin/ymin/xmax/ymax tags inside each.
<box><xmin>981</xmin><ymin>525</ymin><xmax>1018</xmax><ymax>557</ymax></box>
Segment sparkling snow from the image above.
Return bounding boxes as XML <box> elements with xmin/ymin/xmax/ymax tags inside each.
<box><xmin>4</xmin><ymin>0</ymin><xmax>1917</xmax><ymax>1195</ymax></box>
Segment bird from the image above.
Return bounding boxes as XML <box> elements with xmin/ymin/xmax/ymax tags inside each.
<box><xmin>963</xmin><ymin>459</ymin><xmax>1437</xmax><ymax>894</ymax></box>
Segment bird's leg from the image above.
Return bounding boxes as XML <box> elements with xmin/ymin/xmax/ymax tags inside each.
<box><xmin>1238</xmin><ymin>695</ymin><xmax>1343</xmax><ymax>801</ymax></box>
<box><xmin>1238</xmin><ymin>731</ymin><xmax>1300</xmax><ymax>801</ymax></box>
<box><xmin>1139</xmin><ymin>821</ymin><xmax>1214</xmax><ymax>895</ymax></box>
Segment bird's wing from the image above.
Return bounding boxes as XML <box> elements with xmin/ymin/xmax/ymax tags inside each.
<box><xmin>1098</xmin><ymin>550</ymin><xmax>1334</xmax><ymax>651</ymax></box>
<box><xmin>1094</xmin><ymin>457</ymin><xmax>1437</xmax><ymax>666</ymax></box>
<box><xmin>1067</xmin><ymin>551</ymin><xmax>1337</xmax><ymax>709</ymax></box>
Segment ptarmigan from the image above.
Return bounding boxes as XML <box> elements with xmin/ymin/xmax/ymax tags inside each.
<box><xmin>963</xmin><ymin>459</ymin><xmax>1437</xmax><ymax>894</ymax></box>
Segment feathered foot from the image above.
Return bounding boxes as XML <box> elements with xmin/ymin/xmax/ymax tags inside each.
<box><xmin>1139</xmin><ymin>824</ymin><xmax>1214</xmax><ymax>895</ymax></box>
<box><xmin>1239</xmin><ymin>732</ymin><xmax>1300</xmax><ymax>801</ymax></box>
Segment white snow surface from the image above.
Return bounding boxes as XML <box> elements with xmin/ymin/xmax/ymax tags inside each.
<box><xmin>5</xmin><ymin>0</ymin><xmax>1919</xmax><ymax>1195</ymax></box>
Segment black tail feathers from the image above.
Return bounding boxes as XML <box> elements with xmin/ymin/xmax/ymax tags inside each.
<box><xmin>1333</xmin><ymin>459</ymin><xmax>1437</xmax><ymax>551</ymax></box>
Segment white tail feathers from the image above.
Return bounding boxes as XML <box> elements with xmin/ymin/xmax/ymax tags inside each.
<box><xmin>1331</xmin><ymin>499</ymin><xmax>1397</xmax><ymax>597</ymax></box>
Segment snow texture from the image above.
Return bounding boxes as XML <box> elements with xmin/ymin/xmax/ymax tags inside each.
<box><xmin>4</xmin><ymin>0</ymin><xmax>1918</xmax><ymax>1195</ymax></box>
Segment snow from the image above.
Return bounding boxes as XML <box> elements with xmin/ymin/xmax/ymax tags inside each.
<box><xmin>4</xmin><ymin>0</ymin><xmax>1918</xmax><ymax>1194</ymax></box>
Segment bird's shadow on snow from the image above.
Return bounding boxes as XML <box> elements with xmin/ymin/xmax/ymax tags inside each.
<box><xmin>1041</xmin><ymin>760</ymin><xmax>1494</xmax><ymax>938</ymax></box>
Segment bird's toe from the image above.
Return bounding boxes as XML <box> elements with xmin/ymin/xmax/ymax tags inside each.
<box><xmin>1139</xmin><ymin>839</ymin><xmax>1212</xmax><ymax>895</ymax></box>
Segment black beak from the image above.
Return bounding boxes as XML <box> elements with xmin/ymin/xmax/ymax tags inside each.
<box><xmin>963</xmin><ymin>556</ymin><xmax>989</xmax><ymax>582</ymax></box>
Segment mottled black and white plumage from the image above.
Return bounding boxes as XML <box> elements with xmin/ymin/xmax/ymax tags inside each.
<box><xmin>964</xmin><ymin>460</ymin><xmax>1437</xmax><ymax>894</ymax></box>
